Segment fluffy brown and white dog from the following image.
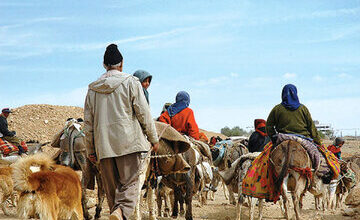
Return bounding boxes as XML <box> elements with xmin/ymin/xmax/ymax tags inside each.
<box><xmin>0</xmin><ymin>165</ymin><xmax>17</xmax><ymax>216</ymax></box>
<box><xmin>12</xmin><ymin>153</ymin><xmax>83</xmax><ymax>220</ymax></box>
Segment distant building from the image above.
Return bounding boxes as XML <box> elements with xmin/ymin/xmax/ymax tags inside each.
<box><xmin>314</xmin><ymin>120</ymin><xmax>333</xmax><ymax>133</ymax></box>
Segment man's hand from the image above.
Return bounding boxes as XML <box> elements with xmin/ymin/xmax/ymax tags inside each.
<box><xmin>88</xmin><ymin>153</ymin><xmax>97</xmax><ymax>164</ymax></box>
<box><xmin>151</xmin><ymin>142</ymin><xmax>159</xmax><ymax>153</ymax></box>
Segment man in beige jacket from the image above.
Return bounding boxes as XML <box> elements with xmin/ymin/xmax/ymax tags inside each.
<box><xmin>84</xmin><ymin>44</ymin><xmax>159</xmax><ymax>220</ymax></box>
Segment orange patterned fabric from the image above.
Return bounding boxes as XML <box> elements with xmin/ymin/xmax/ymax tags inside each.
<box><xmin>242</xmin><ymin>142</ymin><xmax>280</xmax><ymax>202</ymax></box>
<box><xmin>0</xmin><ymin>138</ymin><xmax>19</xmax><ymax>156</ymax></box>
<box><xmin>318</xmin><ymin>144</ymin><xmax>340</xmax><ymax>179</ymax></box>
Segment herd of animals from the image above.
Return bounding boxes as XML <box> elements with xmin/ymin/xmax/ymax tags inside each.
<box><xmin>0</xmin><ymin>118</ymin><xmax>359</xmax><ymax>220</ymax></box>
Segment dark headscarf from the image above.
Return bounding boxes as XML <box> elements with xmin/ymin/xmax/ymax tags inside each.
<box><xmin>334</xmin><ymin>137</ymin><xmax>345</xmax><ymax>146</ymax></box>
<box><xmin>133</xmin><ymin>70</ymin><xmax>152</xmax><ymax>104</ymax></box>
<box><xmin>167</xmin><ymin>91</ymin><xmax>190</xmax><ymax>117</ymax></box>
<box><xmin>281</xmin><ymin>84</ymin><xmax>301</xmax><ymax>110</ymax></box>
<box><xmin>254</xmin><ymin>119</ymin><xmax>267</xmax><ymax>137</ymax></box>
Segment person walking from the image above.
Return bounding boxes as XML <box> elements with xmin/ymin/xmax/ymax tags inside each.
<box><xmin>84</xmin><ymin>44</ymin><xmax>159</xmax><ymax>220</ymax></box>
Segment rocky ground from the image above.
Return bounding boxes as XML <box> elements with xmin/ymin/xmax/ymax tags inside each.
<box><xmin>1</xmin><ymin>104</ymin><xmax>359</xmax><ymax>219</ymax></box>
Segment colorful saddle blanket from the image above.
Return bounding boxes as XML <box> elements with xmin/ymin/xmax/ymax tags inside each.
<box><xmin>242</xmin><ymin>142</ymin><xmax>279</xmax><ymax>201</ymax></box>
<box><xmin>277</xmin><ymin>133</ymin><xmax>340</xmax><ymax>179</ymax></box>
<box><xmin>0</xmin><ymin>138</ymin><xmax>19</xmax><ymax>156</ymax></box>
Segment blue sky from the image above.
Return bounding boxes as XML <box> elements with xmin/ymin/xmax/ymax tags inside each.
<box><xmin>1</xmin><ymin>0</ymin><xmax>360</xmax><ymax>135</ymax></box>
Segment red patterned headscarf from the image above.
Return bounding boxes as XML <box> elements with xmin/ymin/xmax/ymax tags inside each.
<box><xmin>254</xmin><ymin>119</ymin><xmax>267</xmax><ymax>137</ymax></box>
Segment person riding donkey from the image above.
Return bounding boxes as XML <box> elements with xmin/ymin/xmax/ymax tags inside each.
<box><xmin>0</xmin><ymin>108</ymin><xmax>27</xmax><ymax>155</ymax></box>
<box><xmin>247</xmin><ymin>119</ymin><xmax>271</xmax><ymax>153</ymax></box>
<box><xmin>159</xmin><ymin>91</ymin><xmax>200</xmax><ymax>140</ymax></box>
<box><xmin>243</xmin><ymin>84</ymin><xmax>340</xmax><ymax>202</ymax></box>
<box><xmin>266</xmin><ymin>84</ymin><xmax>321</xmax><ymax>146</ymax></box>
<box><xmin>327</xmin><ymin>137</ymin><xmax>345</xmax><ymax>160</ymax></box>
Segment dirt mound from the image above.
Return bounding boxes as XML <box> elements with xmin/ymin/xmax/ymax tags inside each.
<box><xmin>7</xmin><ymin>104</ymin><xmax>83</xmax><ymax>143</ymax></box>
<box><xmin>7</xmin><ymin>104</ymin><xmax>225</xmax><ymax>144</ymax></box>
<box><xmin>200</xmin><ymin>129</ymin><xmax>227</xmax><ymax>140</ymax></box>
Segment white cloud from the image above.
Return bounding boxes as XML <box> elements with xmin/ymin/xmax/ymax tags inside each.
<box><xmin>196</xmin><ymin>73</ymin><xmax>240</xmax><ymax>86</ymax></box>
<box><xmin>230</xmin><ymin>72</ymin><xmax>239</xmax><ymax>77</ymax></box>
<box><xmin>313</xmin><ymin>75</ymin><xmax>322</xmax><ymax>81</ymax></box>
<box><xmin>0</xmin><ymin>26</ymin><xmax>201</xmax><ymax>59</ymax></box>
<box><xmin>0</xmin><ymin>17</ymin><xmax>67</xmax><ymax>31</ymax></box>
<box><xmin>283</xmin><ymin>73</ymin><xmax>296</xmax><ymax>79</ymax></box>
<box><xmin>338</xmin><ymin>73</ymin><xmax>351</xmax><ymax>78</ymax></box>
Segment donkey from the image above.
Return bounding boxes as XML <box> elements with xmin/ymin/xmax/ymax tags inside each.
<box><xmin>270</xmin><ymin>140</ymin><xmax>312</xmax><ymax>220</ymax></box>
<box><xmin>212</xmin><ymin>139</ymin><xmax>249</xmax><ymax>205</ymax></box>
<box><xmin>329</xmin><ymin>161</ymin><xmax>359</xmax><ymax>209</ymax></box>
<box><xmin>134</xmin><ymin>121</ymin><xmax>191</xmax><ymax>220</ymax></box>
<box><xmin>55</xmin><ymin>119</ymin><xmax>105</xmax><ymax>220</ymax></box>
<box><xmin>219</xmin><ymin>152</ymin><xmax>262</xmax><ymax>220</ymax></box>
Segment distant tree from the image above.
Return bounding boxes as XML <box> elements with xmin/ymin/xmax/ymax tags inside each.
<box><xmin>221</xmin><ymin>126</ymin><xmax>250</xmax><ymax>137</ymax></box>
<box><xmin>220</xmin><ymin>126</ymin><xmax>232</xmax><ymax>136</ymax></box>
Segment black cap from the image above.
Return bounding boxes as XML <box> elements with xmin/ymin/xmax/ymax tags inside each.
<box><xmin>2</xmin><ymin>108</ymin><xmax>11</xmax><ymax>113</ymax></box>
<box><xmin>103</xmin><ymin>44</ymin><xmax>123</xmax><ymax>66</ymax></box>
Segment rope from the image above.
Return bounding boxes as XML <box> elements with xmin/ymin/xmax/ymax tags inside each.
<box><xmin>138</xmin><ymin>124</ymin><xmax>177</xmax><ymax>175</ymax></box>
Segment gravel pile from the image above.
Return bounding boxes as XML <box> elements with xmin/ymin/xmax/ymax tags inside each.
<box><xmin>7</xmin><ymin>104</ymin><xmax>225</xmax><ymax>144</ymax></box>
<box><xmin>7</xmin><ymin>104</ymin><xmax>84</xmax><ymax>143</ymax></box>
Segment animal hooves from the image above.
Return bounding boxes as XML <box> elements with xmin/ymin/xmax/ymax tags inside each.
<box><xmin>84</xmin><ymin>213</ymin><xmax>93</xmax><ymax>220</ymax></box>
<box><xmin>185</xmin><ymin>216</ymin><xmax>193</xmax><ymax>220</ymax></box>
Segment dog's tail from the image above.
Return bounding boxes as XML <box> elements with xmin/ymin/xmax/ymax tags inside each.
<box><xmin>12</xmin><ymin>153</ymin><xmax>54</xmax><ymax>192</ymax></box>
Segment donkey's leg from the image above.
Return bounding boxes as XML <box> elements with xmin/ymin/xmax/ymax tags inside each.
<box><xmin>156</xmin><ymin>188</ymin><xmax>163</xmax><ymax>217</ymax></box>
<box><xmin>184</xmin><ymin>173</ymin><xmax>194</xmax><ymax>220</ymax></box>
<box><xmin>94</xmin><ymin>171</ymin><xmax>105</xmax><ymax>219</ymax></box>
<box><xmin>258</xmin><ymin>199</ymin><xmax>264</xmax><ymax>220</ymax></box>
<box><xmin>172</xmin><ymin>186</ymin><xmax>181</xmax><ymax>218</ymax></box>
<box><xmin>76</xmin><ymin>154</ymin><xmax>92</xmax><ymax>220</ymax></box>
<box><xmin>236</xmin><ymin>180</ymin><xmax>243</xmax><ymax>220</ymax></box>
<box><xmin>147</xmin><ymin>186</ymin><xmax>156</xmax><ymax>220</ymax></box>
<box><xmin>281</xmin><ymin>176</ymin><xmax>291</xmax><ymax>220</ymax></box>
<box><xmin>249</xmin><ymin>197</ymin><xmax>256</xmax><ymax>220</ymax></box>
<box><xmin>229</xmin><ymin>189</ymin><xmax>236</xmax><ymax>205</ymax></box>
<box><xmin>81</xmin><ymin>174</ymin><xmax>91</xmax><ymax>220</ymax></box>
<box><xmin>290</xmin><ymin>172</ymin><xmax>306</xmax><ymax>220</ymax></box>
<box><xmin>164</xmin><ymin>190</ymin><xmax>172</xmax><ymax>217</ymax></box>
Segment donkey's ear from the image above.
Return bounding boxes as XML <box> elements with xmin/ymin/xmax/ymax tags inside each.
<box><xmin>66</xmin><ymin>118</ymin><xmax>74</xmax><ymax>121</ymax></box>
<box><xmin>77</xmin><ymin>118</ymin><xmax>84</xmax><ymax>122</ymax></box>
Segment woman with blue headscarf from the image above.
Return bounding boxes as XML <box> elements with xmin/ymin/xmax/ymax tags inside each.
<box><xmin>266</xmin><ymin>84</ymin><xmax>321</xmax><ymax>145</ymax></box>
<box><xmin>133</xmin><ymin>70</ymin><xmax>152</xmax><ymax>104</ymax></box>
<box><xmin>158</xmin><ymin>91</ymin><xmax>200</xmax><ymax>140</ymax></box>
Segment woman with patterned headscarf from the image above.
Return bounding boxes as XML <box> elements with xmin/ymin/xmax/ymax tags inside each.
<box><xmin>158</xmin><ymin>91</ymin><xmax>200</xmax><ymax>140</ymax></box>
<box><xmin>266</xmin><ymin>84</ymin><xmax>321</xmax><ymax>145</ymax></box>
<box><xmin>247</xmin><ymin>119</ymin><xmax>271</xmax><ymax>152</ymax></box>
